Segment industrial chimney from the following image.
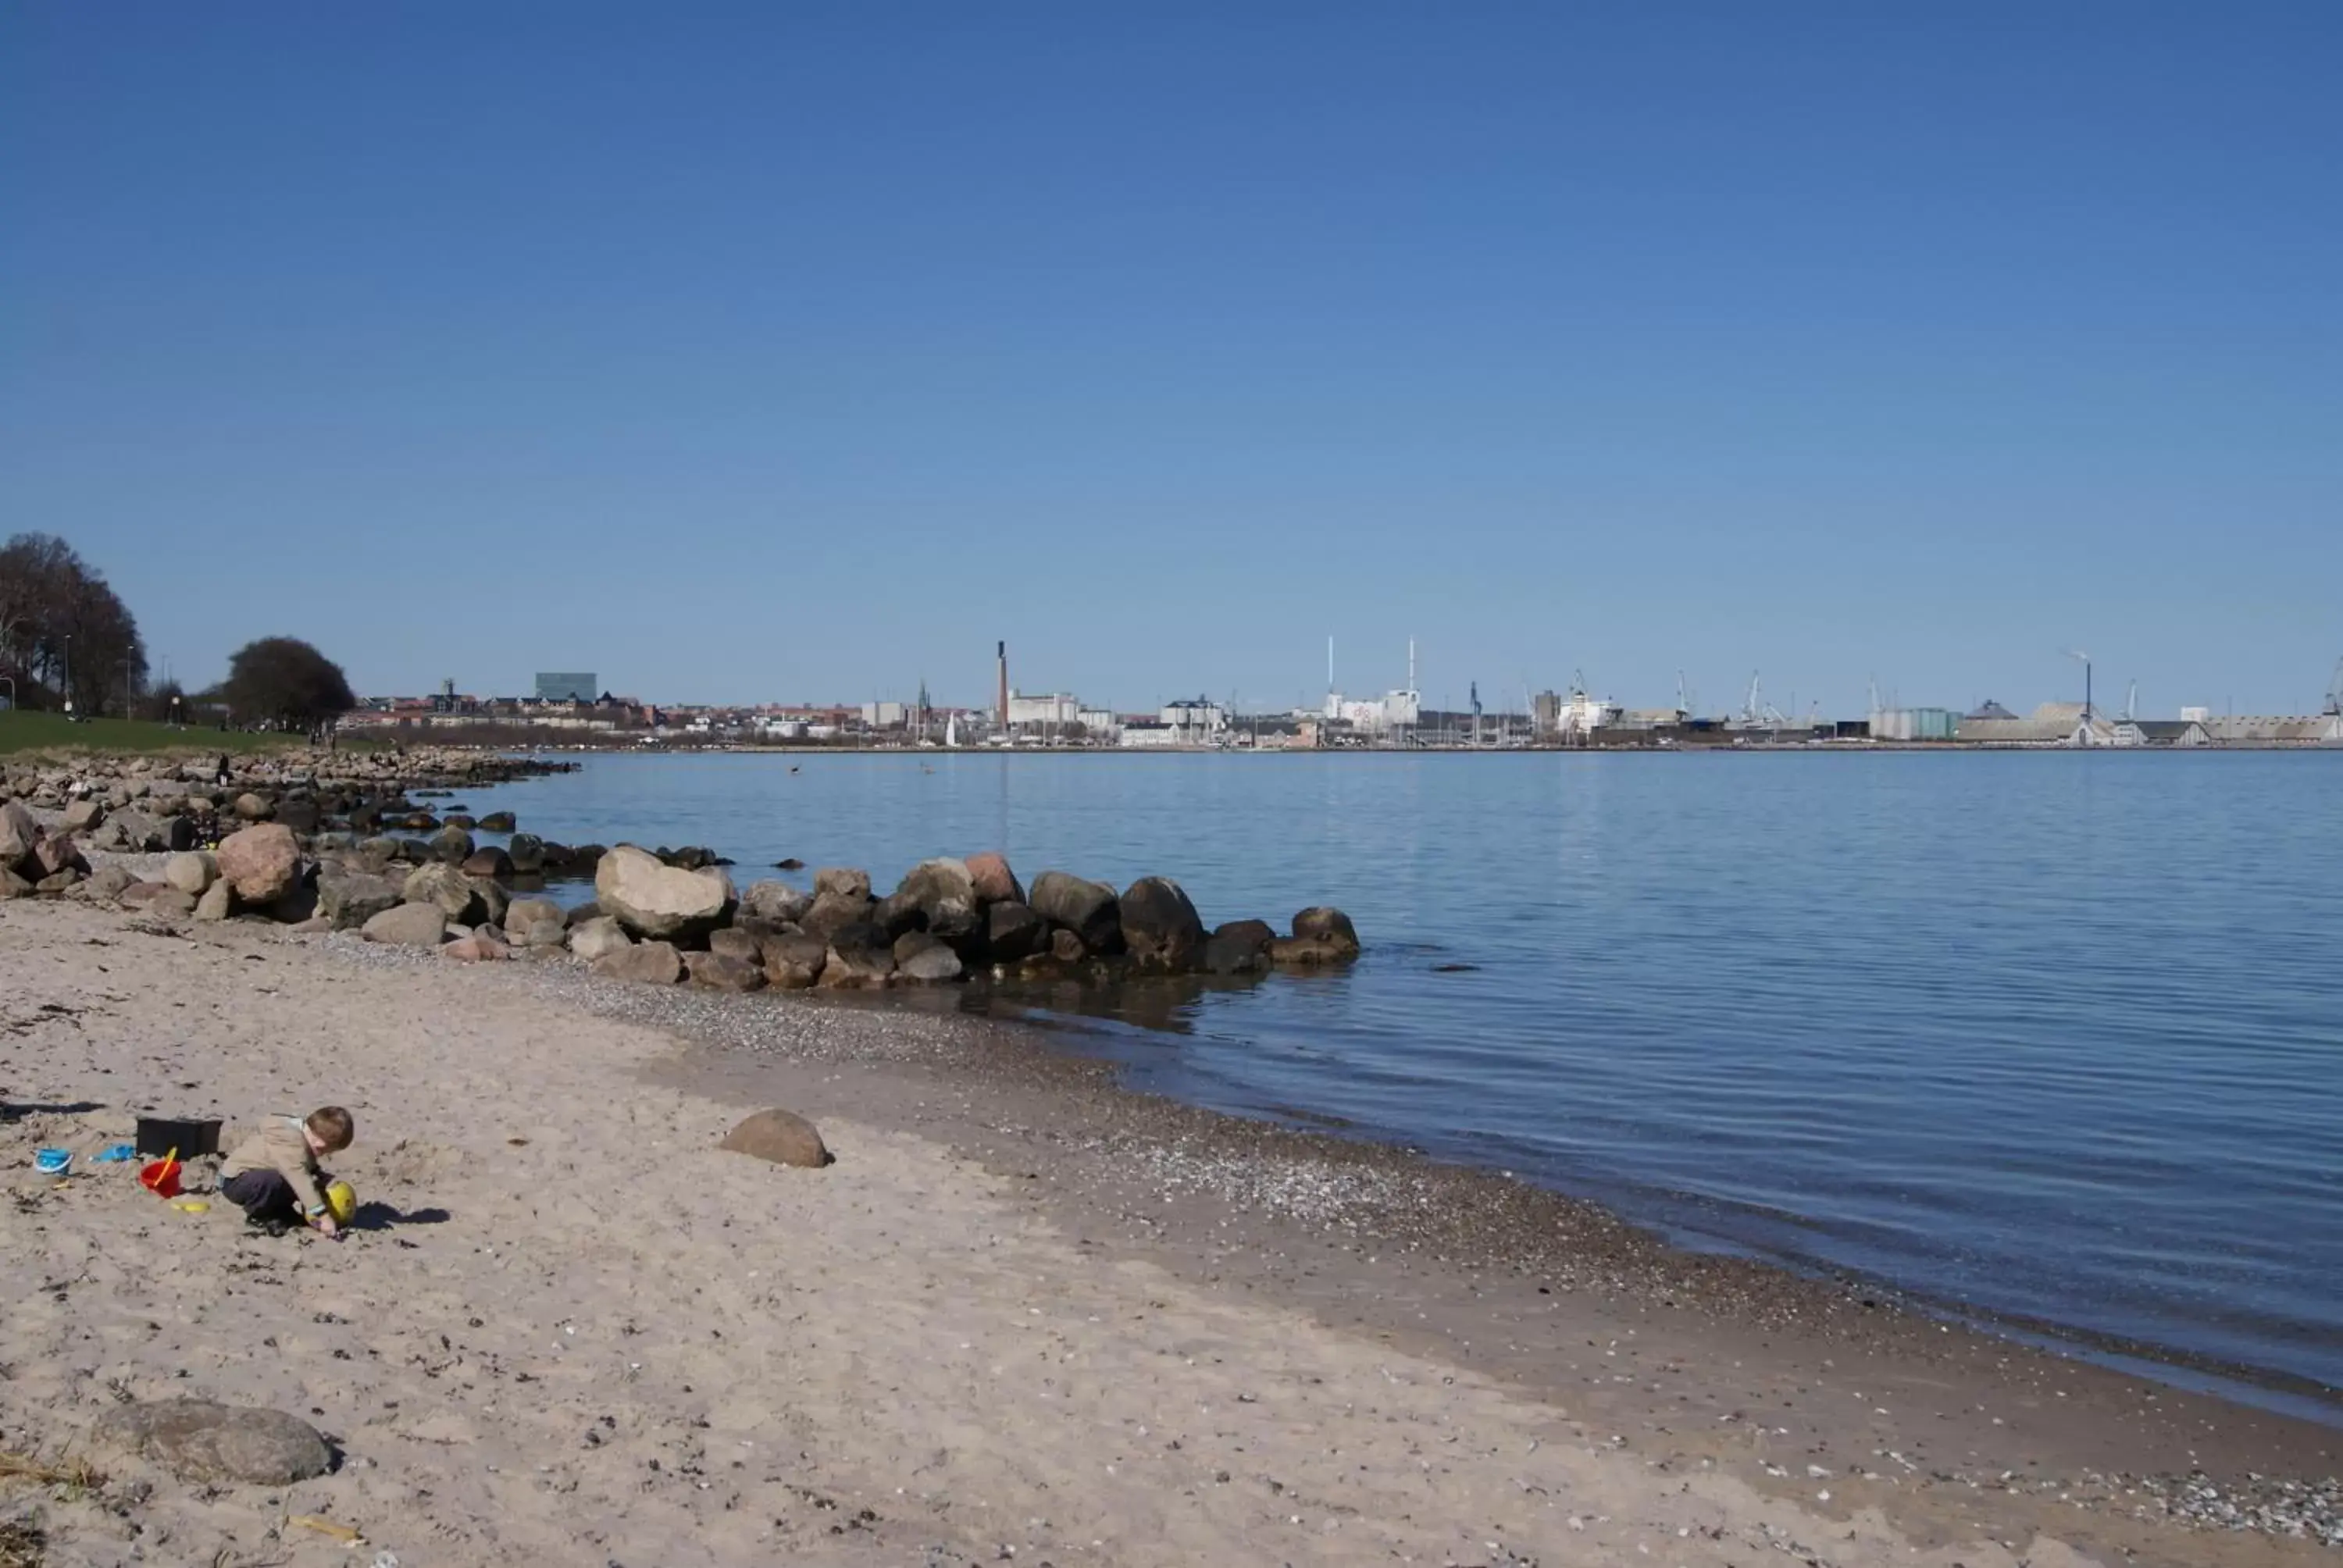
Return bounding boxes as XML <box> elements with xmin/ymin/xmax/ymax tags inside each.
<box><xmin>996</xmin><ymin>641</ymin><xmax>1009</xmax><ymax>726</ymax></box>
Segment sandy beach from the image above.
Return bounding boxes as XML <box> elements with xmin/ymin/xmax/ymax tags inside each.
<box><xmin>2</xmin><ymin>896</ymin><xmax>2336</xmax><ymax>1567</ymax></box>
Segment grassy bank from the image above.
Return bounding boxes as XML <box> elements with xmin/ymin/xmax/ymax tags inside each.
<box><xmin>0</xmin><ymin>711</ymin><xmax>307</xmax><ymax>758</ymax></box>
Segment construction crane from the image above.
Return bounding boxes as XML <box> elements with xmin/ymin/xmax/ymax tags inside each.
<box><xmin>2124</xmin><ymin>680</ymin><xmax>2138</xmax><ymax>722</ymax></box>
<box><xmin>1742</xmin><ymin>671</ymin><xmax>1788</xmax><ymax>728</ymax></box>
<box><xmin>1676</xmin><ymin>670</ymin><xmax>1694</xmax><ymax>719</ymax></box>
<box><xmin>2326</xmin><ymin>657</ymin><xmax>2343</xmax><ymax>718</ymax></box>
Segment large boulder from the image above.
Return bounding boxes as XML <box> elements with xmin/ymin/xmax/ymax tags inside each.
<box><xmin>718</xmin><ymin>1109</ymin><xmax>831</xmax><ymax>1169</ymax></box>
<box><xmin>194</xmin><ymin>878</ymin><xmax>234</xmax><ymax>921</ymax></box>
<box><xmin>813</xmin><ymin>867</ymin><xmax>870</xmax><ymax>900</ymax></box>
<box><xmin>1292</xmin><ymin>907</ymin><xmax>1361</xmax><ymax>957</ymax></box>
<box><xmin>686</xmin><ymin>950</ymin><xmax>767</xmax><ymax>992</ymax></box>
<box><xmin>401</xmin><ymin>861</ymin><xmax>489</xmax><ymax>925</ymax></box>
<box><xmin>91</xmin><ymin>1399</ymin><xmax>332</xmax><ymax>1486</ymax></box>
<box><xmin>429</xmin><ymin>825</ymin><xmax>476</xmax><ymax>864</ymax></box>
<box><xmin>800</xmin><ymin>886</ymin><xmax>874</xmax><ymax>943</ymax></box>
<box><xmin>162</xmin><ymin>851</ymin><xmax>216</xmax><ymax>896</ymax></box>
<box><xmin>893</xmin><ymin>932</ymin><xmax>965</xmax><ymax>983</ymax></box>
<box><xmin>461</xmin><ymin>846</ymin><xmax>514</xmax><ymax>880</ymax></box>
<box><xmin>0</xmin><ymin>800</ymin><xmax>41</xmax><ymax>873</ymax></box>
<box><xmin>891</xmin><ymin>858</ymin><xmax>980</xmax><ymax>945</ymax></box>
<box><xmin>505</xmin><ymin>896</ymin><xmax>562</xmax><ymax>934</ymax></box>
<box><xmin>1121</xmin><ymin>877</ymin><xmax>1206</xmax><ymax>971</ymax></box>
<box><xmin>231</xmin><ymin>793</ymin><xmax>275</xmax><ymax>822</ymax></box>
<box><xmin>594</xmin><ymin>845</ymin><xmax>735</xmax><ymax>944</ymax></box>
<box><xmin>592</xmin><ymin>939</ymin><xmax>683</xmax><ymax>985</ymax></box>
<box><xmin>818</xmin><ymin>937</ymin><xmax>895</xmax><ymax>989</ymax></box>
<box><xmin>215</xmin><ymin>824</ymin><xmax>302</xmax><ymax>904</ymax></box>
<box><xmin>740</xmin><ymin>879</ymin><xmax>812</xmax><ymax>925</ymax></box>
<box><xmin>362</xmin><ymin>902</ymin><xmax>449</xmax><ymax>947</ymax></box>
<box><xmin>477</xmin><ymin>811</ymin><xmax>517</xmax><ymax>833</ymax></box>
<box><xmin>984</xmin><ymin>900</ymin><xmax>1048</xmax><ymax>962</ymax></box>
<box><xmin>964</xmin><ymin>850</ymin><xmax>1024</xmax><ymax>906</ymax></box>
<box><xmin>317</xmin><ymin>870</ymin><xmax>401</xmax><ymax>930</ymax></box>
<box><xmin>506</xmin><ymin>832</ymin><xmax>546</xmax><ymax>873</ymax></box>
<box><xmin>87</xmin><ymin>863</ymin><xmax>140</xmax><ymax>901</ymax></box>
<box><xmin>62</xmin><ymin>796</ymin><xmax>105</xmax><ymax>832</ymax></box>
<box><xmin>0</xmin><ymin>867</ymin><xmax>32</xmax><ymax>901</ymax></box>
<box><xmin>1029</xmin><ymin>871</ymin><xmax>1123</xmax><ymax>955</ymax></box>
<box><xmin>761</xmin><ymin>932</ymin><xmax>828</xmax><ymax>989</ymax></box>
<box><xmin>1204</xmin><ymin>918</ymin><xmax>1276</xmax><ymax>976</ymax></box>
<box><xmin>567</xmin><ymin>915</ymin><xmax>633</xmax><ymax>962</ymax></box>
<box><xmin>708</xmin><ymin>926</ymin><xmax>764</xmax><ymax>965</ymax></box>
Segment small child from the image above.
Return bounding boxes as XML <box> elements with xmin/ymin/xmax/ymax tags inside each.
<box><xmin>219</xmin><ymin>1106</ymin><xmax>355</xmax><ymax>1238</ymax></box>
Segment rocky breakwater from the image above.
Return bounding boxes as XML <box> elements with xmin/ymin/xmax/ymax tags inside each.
<box><xmin>563</xmin><ymin>845</ymin><xmax>1360</xmax><ymax>996</ymax></box>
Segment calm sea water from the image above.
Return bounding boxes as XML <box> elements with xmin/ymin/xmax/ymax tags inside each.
<box><xmin>462</xmin><ymin>750</ymin><xmax>2343</xmax><ymax>1403</ymax></box>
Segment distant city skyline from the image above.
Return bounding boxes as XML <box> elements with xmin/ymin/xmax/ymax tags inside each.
<box><xmin>5</xmin><ymin>5</ymin><xmax>2336</xmax><ymax>715</ymax></box>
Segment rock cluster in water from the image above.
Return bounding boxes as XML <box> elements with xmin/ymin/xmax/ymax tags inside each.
<box><xmin>10</xmin><ymin>750</ymin><xmax>1359</xmax><ymax>996</ymax></box>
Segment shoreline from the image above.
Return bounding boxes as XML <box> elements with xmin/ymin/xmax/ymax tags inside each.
<box><xmin>6</xmin><ymin>896</ymin><xmax>2335</xmax><ymax>1564</ymax></box>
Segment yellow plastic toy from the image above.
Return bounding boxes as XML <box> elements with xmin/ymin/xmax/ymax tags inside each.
<box><xmin>326</xmin><ymin>1179</ymin><xmax>358</xmax><ymax>1225</ymax></box>
<box><xmin>171</xmin><ymin>1198</ymin><xmax>210</xmax><ymax>1215</ymax></box>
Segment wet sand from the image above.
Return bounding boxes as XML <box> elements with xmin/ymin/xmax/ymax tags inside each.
<box><xmin>2</xmin><ymin>897</ymin><xmax>2335</xmax><ymax>1566</ymax></box>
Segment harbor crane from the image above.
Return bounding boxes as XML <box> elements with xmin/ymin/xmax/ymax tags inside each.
<box><xmin>1742</xmin><ymin>671</ymin><xmax>1788</xmax><ymax>727</ymax></box>
<box><xmin>2327</xmin><ymin>657</ymin><xmax>2343</xmax><ymax>718</ymax></box>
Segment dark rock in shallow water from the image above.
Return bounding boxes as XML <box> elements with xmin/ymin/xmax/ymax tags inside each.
<box><xmin>507</xmin><ymin>832</ymin><xmax>545</xmax><ymax>873</ymax></box>
<box><xmin>478</xmin><ymin>811</ymin><xmax>517</xmax><ymax>832</ymax></box>
<box><xmin>462</xmin><ymin>847</ymin><xmax>514</xmax><ymax>880</ymax></box>
<box><xmin>92</xmin><ymin>1399</ymin><xmax>333</xmax><ymax>1485</ymax></box>
<box><xmin>1204</xmin><ymin>922</ymin><xmax>1274</xmax><ymax>976</ymax></box>
<box><xmin>985</xmin><ymin>900</ymin><xmax>1047</xmax><ymax>962</ymax></box>
<box><xmin>1268</xmin><ymin>934</ymin><xmax>1355</xmax><ymax>968</ymax></box>
<box><xmin>1121</xmin><ymin>876</ymin><xmax>1206</xmax><ymax>971</ymax></box>
<box><xmin>773</xmin><ymin>857</ymin><xmax>804</xmax><ymax>871</ymax></box>
<box><xmin>892</xmin><ymin>857</ymin><xmax>981</xmax><ymax>946</ymax></box>
<box><xmin>893</xmin><ymin>931</ymin><xmax>965</xmax><ymax>982</ymax></box>
<box><xmin>1029</xmin><ymin>871</ymin><xmax>1123</xmax><ymax>955</ymax></box>
<box><xmin>429</xmin><ymin>825</ymin><xmax>476</xmax><ymax>864</ymax></box>
<box><xmin>1048</xmin><ymin>927</ymin><xmax>1086</xmax><ymax>963</ymax></box>
<box><xmin>1291</xmin><ymin>906</ymin><xmax>1361</xmax><ymax>957</ymax></box>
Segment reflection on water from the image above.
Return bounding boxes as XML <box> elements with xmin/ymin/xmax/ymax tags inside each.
<box><xmin>469</xmin><ymin>749</ymin><xmax>2343</xmax><ymax>1402</ymax></box>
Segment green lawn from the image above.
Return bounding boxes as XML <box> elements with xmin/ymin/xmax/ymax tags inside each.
<box><xmin>0</xmin><ymin>711</ymin><xmax>310</xmax><ymax>758</ymax></box>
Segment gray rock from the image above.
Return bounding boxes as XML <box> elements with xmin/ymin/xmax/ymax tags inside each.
<box><xmin>317</xmin><ymin>871</ymin><xmax>401</xmax><ymax>930</ymax></box>
<box><xmin>401</xmin><ymin>861</ymin><xmax>488</xmax><ymax>925</ymax></box>
<box><xmin>163</xmin><ymin>851</ymin><xmax>217</xmax><ymax>896</ymax></box>
<box><xmin>567</xmin><ymin>915</ymin><xmax>633</xmax><ymax>962</ymax></box>
<box><xmin>1268</xmin><ymin>934</ymin><xmax>1354</xmax><ymax>968</ymax></box>
<box><xmin>430</xmin><ymin>825</ymin><xmax>476</xmax><ymax>864</ymax></box>
<box><xmin>686</xmin><ymin>950</ymin><xmax>766</xmax><ymax>991</ymax></box>
<box><xmin>890</xmin><ymin>857</ymin><xmax>981</xmax><ymax>946</ymax></box>
<box><xmin>62</xmin><ymin>796</ymin><xmax>105</xmax><ymax>832</ymax></box>
<box><xmin>818</xmin><ymin>939</ymin><xmax>895</xmax><ymax>989</ymax></box>
<box><xmin>812</xmin><ymin>867</ymin><xmax>871</xmax><ymax>900</ymax></box>
<box><xmin>519</xmin><ymin>917</ymin><xmax>568</xmax><ymax>948</ymax></box>
<box><xmin>800</xmin><ymin>888</ymin><xmax>874</xmax><ymax>943</ymax></box>
<box><xmin>761</xmin><ymin>932</ymin><xmax>828</xmax><ymax>989</ymax></box>
<box><xmin>362</xmin><ymin>902</ymin><xmax>450</xmax><ymax>947</ymax></box>
<box><xmin>194</xmin><ymin>878</ymin><xmax>235</xmax><ymax>921</ymax></box>
<box><xmin>718</xmin><ymin>1108</ymin><xmax>831</xmax><ymax>1168</ymax></box>
<box><xmin>148</xmin><ymin>886</ymin><xmax>199</xmax><ymax>917</ymax></box>
<box><xmin>231</xmin><ymin>792</ymin><xmax>275</xmax><ymax>821</ymax></box>
<box><xmin>740</xmin><ymin>879</ymin><xmax>811</xmax><ymax>925</ymax></box>
<box><xmin>87</xmin><ymin>863</ymin><xmax>139</xmax><ymax>900</ymax></box>
<box><xmin>708</xmin><ymin>926</ymin><xmax>764</xmax><ymax>965</ymax></box>
<box><xmin>1030</xmin><ymin>871</ymin><xmax>1123</xmax><ymax>955</ymax></box>
<box><xmin>506</xmin><ymin>832</ymin><xmax>546</xmax><ymax>873</ymax></box>
<box><xmin>893</xmin><ymin>932</ymin><xmax>965</xmax><ymax>983</ymax></box>
<box><xmin>594</xmin><ymin>844</ymin><xmax>735</xmax><ymax>943</ymax></box>
<box><xmin>0</xmin><ymin>800</ymin><xmax>41</xmax><ymax>871</ymax></box>
<box><xmin>91</xmin><ymin>1399</ymin><xmax>332</xmax><ymax>1485</ymax></box>
<box><xmin>0</xmin><ymin>867</ymin><xmax>34</xmax><ymax>900</ymax></box>
<box><xmin>592</xmin><ymin>939</ymin><xmax>683</xmax><ymax>985</ymax></box>
<box><xmin>505</xmin><ymin>896</ymin><xmax>562</xmax><ymax>933</ymax></box>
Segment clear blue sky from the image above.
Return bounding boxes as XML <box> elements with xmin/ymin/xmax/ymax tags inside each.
<box><xmin>5</xmin><ymin>2</ymin><xmax>2337</xmax><ymax>716</ymax></box>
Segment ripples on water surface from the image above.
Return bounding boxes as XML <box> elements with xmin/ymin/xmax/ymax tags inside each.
<box><xmin>476</xmin><ymin>750</ymin><xmax>2343</xmax><ymax>1402</ymax></box>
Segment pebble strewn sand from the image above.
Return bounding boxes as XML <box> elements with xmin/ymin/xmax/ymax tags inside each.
<box><xmin>1</xmin><ymin>900</ymin><xmax>2333</xmax><ymax>1566</ymax></box>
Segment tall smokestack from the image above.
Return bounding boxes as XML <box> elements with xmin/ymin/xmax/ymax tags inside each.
<box><xmin>997</xmin><ymin>640</ymin><xmax>1009</xmax><ymax>725</ymax></box>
